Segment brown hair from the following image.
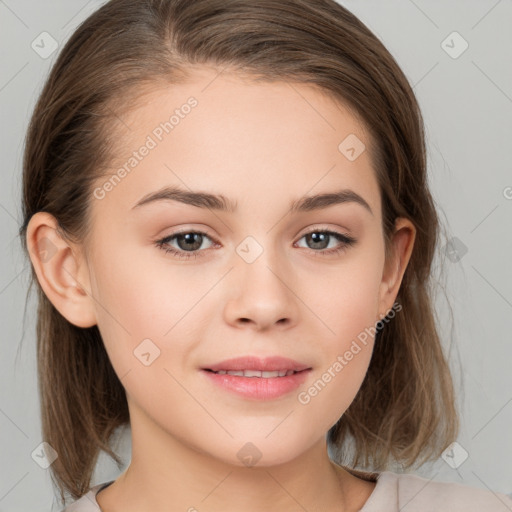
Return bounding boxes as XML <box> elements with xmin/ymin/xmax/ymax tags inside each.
<box><xmin>18</xmin><ymin>0</ymin><xmax>459</xmax><ymax>505</ymax></box>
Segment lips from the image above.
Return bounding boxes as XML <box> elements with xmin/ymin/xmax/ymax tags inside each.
<box><xmin>202</xmin><ymin>355</ymin><xmax>312</xmax><ymax>373</ymax></box>
<box><xmin>202</xmin><ymin>360</ymin><xmax>312</xmax><ymax>400</ymax></box>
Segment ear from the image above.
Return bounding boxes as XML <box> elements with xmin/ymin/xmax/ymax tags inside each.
<box><xmin>26</xmin><ymin>212</ymin><xmax>97</xmax><ymax>328</ymax></box>
<box><xmin>377</xmin><ymin>217</ymin><xmax>416</xmax><ymax>320</ymax></box>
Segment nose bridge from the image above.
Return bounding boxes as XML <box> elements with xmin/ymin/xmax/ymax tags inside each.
<box><xmin>235</xmin><ymin>232</ymin><xmax>289</xmax><ymax>295</ymax></box>
<box><xmin>224</xmin><ymin>232</ymin><xmax>298</xmax><ymax>328</ymax></box>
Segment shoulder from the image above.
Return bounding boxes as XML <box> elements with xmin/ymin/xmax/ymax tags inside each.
<box><xmin>59</xmin><ymin>481</ymin><xmax>114</xmax><ymax>512</ymax></box>
<box><xmin>363</xmin><ymin>471</ymin><xmax>512</xmax><ymax>512</ymax></box>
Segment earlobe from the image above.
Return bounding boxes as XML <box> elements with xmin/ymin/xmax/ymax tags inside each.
<box><xmin>26</xmin><ymin>212</ymin><xmax>97</xmax><ymax>328</ymax></box>
<box><xmin>378</xmin><ymin>217</ymin><xmax>416</xmax><ymax>318</ymax></box>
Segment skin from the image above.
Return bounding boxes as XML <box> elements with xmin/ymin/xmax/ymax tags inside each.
<box><xmin>27</xmin><ymin>65</ymin><xmax>415</xmax><ymax>512</ymax></box>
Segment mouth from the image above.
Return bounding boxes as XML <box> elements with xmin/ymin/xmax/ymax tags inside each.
<box><xmin>203</xmin><ymin>368</ymin><xmax>307</xmax><ymax>378</ymax></box>
<box><xmin>201</xmin><ymin>355</ymin><xmax>312</xmax><ymax>376</ymax></box>
<box><xmin>201</xmin><ymin>366</ymin><xmax>312</xmax><ymax>400</ymax></box>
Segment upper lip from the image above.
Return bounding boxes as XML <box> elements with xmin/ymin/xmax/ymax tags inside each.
<box><xmin>202</xmin><ymin>356</ymin><xmax>312</xmax><ymax>372</ymax></box>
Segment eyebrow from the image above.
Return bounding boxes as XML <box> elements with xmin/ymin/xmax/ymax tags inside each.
<box><xmin>131</xmin><ymin>185</ymin><xmax>373</xmax><ymax>216</ymax></box>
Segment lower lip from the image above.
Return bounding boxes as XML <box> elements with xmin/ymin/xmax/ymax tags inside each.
<box><xmin>201</xmin><ymin>369</ymin><xmax>311</xmax><ymax>400</ymax></box>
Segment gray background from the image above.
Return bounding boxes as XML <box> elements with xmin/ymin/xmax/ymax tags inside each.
<box><xmin>1</xmin><ymin>0</ymin><xmax>511</xmax><ymax>510</ymax></box>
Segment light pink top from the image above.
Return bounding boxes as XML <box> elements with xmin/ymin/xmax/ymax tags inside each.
<box><xmin>61</xmin><ymin>470</ymin><xmax>512</xmax><ymax>511</ymax></box>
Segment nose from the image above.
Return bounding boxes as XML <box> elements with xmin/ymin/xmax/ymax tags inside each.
<box><xmin>223</xmin><ymin>243</ymin><xmax>300</xmax><ymax>332</ymax></box>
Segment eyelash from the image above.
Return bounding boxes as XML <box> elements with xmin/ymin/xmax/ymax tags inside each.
<box><xmin>155</xmin><ymin>228</ymin><xmax>356</xmax><ymax>260</ymax></box>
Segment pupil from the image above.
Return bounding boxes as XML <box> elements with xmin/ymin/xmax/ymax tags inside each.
<box><xmin>178</xmin><ymin>233</ymin><xmax>202</xmax><ymax>251</ymax></box>
<box><xmin>308</xmin><ymin>232</ymin><xmax>328</xmax><ymax>249</ymax></box>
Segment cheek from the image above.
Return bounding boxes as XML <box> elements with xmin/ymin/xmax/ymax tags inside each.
<box><xmin>89</xmin><ymin>244</ymin><xmax>213</xmax><ymax>375</ymax></box>
<box><xmin>294</xmin><ymin>249</ymin><xmax>383</xmax><ymax>426</ymax></box>
<box><xmin>305</xmin><ymin>250</ymin><xmax>383</xmax><ymax>343</ymax></box>
<box><xmin>91</xmin><ymin>242</ymin><xmax>193</xmax><ymax>333</ymax></box>
<box><xmin>297</xmin><ymin>288</ymin><xmax>377</xmax><ymax>433</ymax></box>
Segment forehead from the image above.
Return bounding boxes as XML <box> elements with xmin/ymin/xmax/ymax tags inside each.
<box><xmin>93</xmin><ymin>66</ymin><xmax>381</xmax><ymax>222</ymax></box>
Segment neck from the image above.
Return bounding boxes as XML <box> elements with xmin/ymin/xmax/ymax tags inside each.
<box><xmin>96</xmin><ymin>402</ymin><xmax>375</xmax><ymax>512</ymax></box>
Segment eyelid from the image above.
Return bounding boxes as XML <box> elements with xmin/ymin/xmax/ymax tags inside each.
<box><xmin>155</xmin><ymin>223</ymin><xmax>356</xmax><ymax>259</ymax></box>
<box><xmin>295</xmin><ymin>226</ymin><xmax>356</xmax><ymax>250</ymax></box>
<box><xmin>298</xmin><ymin>223</ymin><xmax>353</xmax><ymax>237</ymax></box>
<box><xmin>157</xmin><ymin>223</ymin><xmax>353</xmax><ymax>244</ymax></box>
<box><xmin>156</xmin><ymin>226</ymin><xmax>218</xmax><ymax>242</ymax></box>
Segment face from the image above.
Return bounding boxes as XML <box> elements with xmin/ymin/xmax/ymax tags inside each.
<box><xmin>39</xmin><ymin>66</ymin><xmax>413</xmax><ymax>468</ymax></box>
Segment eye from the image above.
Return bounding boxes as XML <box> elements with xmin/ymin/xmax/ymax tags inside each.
<box><xmin>155</xmin><ymin>230</ymin><xmax>217</xmax><ymax>260</ymax></box>
<box><xmin>295</xmin><ymin>229</ymin><xmax>356</xmax><ymax>257</ymax></box>
<box><xmin>155</xmin><ymin>227</ymin><xmax>357</xmax><ymax>260</ymax></box>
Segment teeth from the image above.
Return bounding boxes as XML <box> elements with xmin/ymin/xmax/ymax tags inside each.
<box><xmin>213</xmin><ymin>369</ymin><xmax>297</xmax><ymax>377</ymax></box>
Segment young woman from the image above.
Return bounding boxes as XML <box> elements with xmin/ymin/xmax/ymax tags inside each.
<box><xmin>19</xmin><ymin>0</ymin><xmax>512</xmax><ymax>510</ymax></box>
